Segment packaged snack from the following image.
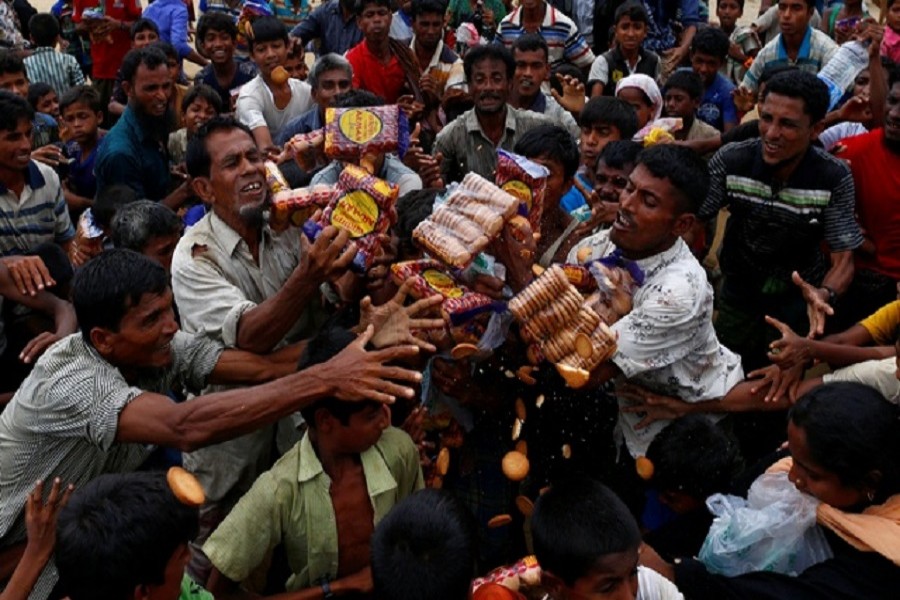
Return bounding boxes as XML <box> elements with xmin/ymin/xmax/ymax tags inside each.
<box><xmin>495</xmin><ymin>149</ymin><xmax>549</xmax><ymax>232</ymax></box>
<box><xmin>305</xmin><ymin>164</ymin><xmax>399</xmax><ymax>272</ymax></box>
<box><xmin>264</xmin><ymin>161</ymin><xmax>289</xmax><ymax>195</ymax></box>
<box><xmin>586</xmin><ymin>255</ymin><xmax>644</xmax><ymax>324</ymax></box>
<box><xmin>268</xmin><ymin>185</ymin><xmax>335</xmax><ymax>229</ymax></box>
<box><xmin>324</xmin><ymin>105</ymin><xmax>410</xmax><ymax>162</ymax></box>
<box><xmin>633</xmin><ymin>117</ymin><xmax>683</xmax><ymax>147</ymax></box>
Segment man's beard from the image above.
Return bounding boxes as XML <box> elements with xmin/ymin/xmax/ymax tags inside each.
<box><xmin>239</xmin><ymin>194</ymin><xmax>269</xmax><ymax>228</ymax></box>
<box><xmin>134</xmin><ymin>104</ymin><xmax>176</xmax><ymax>142</ymax></box>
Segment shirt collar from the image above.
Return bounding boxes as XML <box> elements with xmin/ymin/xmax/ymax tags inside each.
<box><xmin>120</xmin><ymin>105</ymin><xmax>150</xmax><ymax>143</ymax></box>
<box><xmin>529</xmin><ymin>92</ymin><xmax>547</xmax><ymax>112</ymax></box>
<box><xmin>410</xmin><ymin>35</ymin><xmax>445</xmax><ymax>69</ymax></box>
<box><xmin>296</xmin><ymin>429</ymin><xmax>399</xmax><ymax>497</ymax></box>
<box><xmin>209</xmin><ymin>211</ymin><xmax>251</xmax><ymax>256</ymax></box>
<box><xmin>465</xmin><ymin>105</ymin><xmax>517</xmax><ymax>135</ymax></box>
<box><xmin>777</xmin><ymin>26</ymin><xmax>812</xmax><ymax>61</ymax></box>
<box><xmin>512</xmin><ymin>4</ymin><xmax>555</xmax><ymax>27</ymax></box>
<box><xmin>0</xmin><ymin>161</ymin><xmax>46</xmax><ymax>194</ymax></box>
<box><xmin>750</xmin><ymin>139</ymin><xmax>816</xmax><ymax>182</ymax></box>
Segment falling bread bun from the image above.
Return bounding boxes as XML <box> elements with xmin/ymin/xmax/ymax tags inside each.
<box><xmin>167</xmin><ymin>467</ymin><xmax>205</xmax><ymax>507</ymax></box>
<box><xmin>270</xmin><ymin>66</ymin><xmax>290</xmax><ymax>84</ymax></box>
<box><xmin>501</xmin><ymin>450</ymin><xmax>530</xmax><ymax>481</ymax></box>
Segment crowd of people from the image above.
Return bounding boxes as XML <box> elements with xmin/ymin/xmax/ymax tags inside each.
<box><xmin>1</xmin><ymin>0</ymin><xmax>900</xmax><ymax>597</ymax></box>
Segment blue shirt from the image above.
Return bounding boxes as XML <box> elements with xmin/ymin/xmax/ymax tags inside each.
<box><xmin>560</xmin><ymin>172</ymin><xmax>591</xmax><ymax>214</ymax></box>
<box><xmin>95</xmin><ymin>106</ymin><xmax>172</xmax><ymax>201</ymax></box>
<box><xmin>275</xmin><ymin>107</ymin><xmax>322</xmax><ymax>146</ymax></box>
<box><xmin>290</xmin><ymin>0</ymin><xmax>362</xmax><ymax>56</ymax></box>
<box><xmin>144</xmin><ymin>0</ymin><xmax>194</xmax><ymax>60</ymax></box>
<box><xmin>195</xmin><ymin>58</ymin><xmax>258</xmax><ymax>110</ymax></box>
<box><xmin>64</xmin><ymin>134</ymin><xmax>103</xmax><ymax>200</ymax></box>
<box><xmin>698</xmin><ymin>72</ymin><xmax>738</xmax><ymax>132</ymax></box>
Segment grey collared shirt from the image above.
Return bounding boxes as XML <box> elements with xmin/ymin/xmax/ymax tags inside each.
<box><xmin>432</xmin><ymin>105</ymin><xmax>553</xmax><ymax>184</ymax></box>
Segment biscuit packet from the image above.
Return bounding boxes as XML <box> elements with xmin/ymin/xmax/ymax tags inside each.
<box><xmin>495</xmin><ymin>149</ymin><xmax>549</xmax><ymax>233</ymax></box>
<box><xmin>267</xmin><ymin>185</ymin><xmax>335</xmax><ymax>230</ymax></box>
<box><xmin>324</xmin><ymin>105</ymin><xmax>410</xmax><ymax>164</ymax></box>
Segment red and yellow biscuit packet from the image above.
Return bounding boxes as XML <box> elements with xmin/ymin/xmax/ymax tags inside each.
<box><xmin>391</xmin><ymin>259</ymin><xmax>504</xmax><ymax>325</ymax></box>
<box><xmin>268</xmin><ymin>185</ymin><xmax>335</xmax><ymax>229</ymax></box>
<box><xmin>324</xmin><ymin>105</ymin><xmax>410</xmax><ymax>162</ymax></box>
<box><xmin>495</xmin><ymin>149</ymin><xmax>549</xmax><ymax>233</ymax></box>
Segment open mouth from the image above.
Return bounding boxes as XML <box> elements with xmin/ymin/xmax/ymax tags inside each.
<box><xmin>613</xmin><ymin>211</ymin><xmax>633</xmax><ymax>231</ymax></box>
<box><xmin>241</xmin><ymin>181</ymin><xmax>263</xmax><ymax>194</ymax></box>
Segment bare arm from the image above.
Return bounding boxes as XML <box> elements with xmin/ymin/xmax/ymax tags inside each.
<box><xmin>822</xmin><ymin>323</ymin><xmax>874</xmax><ymax>346</ymax></box>
<box><xmin>251</xmin><ymin>126</ymin><xmax>277</xmax><ymax>157</ymax></box>
<box><xmin>822</xmin><ymin>250</ymin><xmax>854</xmax><ymax>296</ymax></box>
<box><xmin>866</xmin><ymin>24</ymin><xmax>887</xmax><ymax>130</ymax></box>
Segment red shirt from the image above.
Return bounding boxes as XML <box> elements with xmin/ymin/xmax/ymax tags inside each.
<box><xmin>345</xmin><ymin>40</ymin><xmax>408</xmax><ymax>104</ymax></box>
<box><xmin>840</xmin><ymin>129</ymin><xmax>900</xmax><ymax>278</ymax></box>
<box><xmin>73</xmin><ymin>0</ymin><xmax>142</xmax><ymax>80</ymax></box>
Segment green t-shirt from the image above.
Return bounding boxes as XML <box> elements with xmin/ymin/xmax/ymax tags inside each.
<box><xmin>181</xmin><ymin>574</ymin><xmax>214</xmax><ymax>600</ymax></box>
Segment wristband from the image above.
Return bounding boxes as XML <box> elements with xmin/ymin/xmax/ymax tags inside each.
<box><xmin>821</xmin><ymin>285</ymin><xmax>837</xmax><ymax>305</ymax></box>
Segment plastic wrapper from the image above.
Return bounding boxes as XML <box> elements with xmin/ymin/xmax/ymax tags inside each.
<box><xmin>560</xmin><ymin>264</ymin><xmax>597</xmax><ymax>292</ymax></box>
<box><xmin>413</xmin><ymin>174</ymin><xmax>520</xmax><ymax>268</ymax></box>
<box><xmin>391</xmin><ymin>259</ymin><xmax>504</xmax><ymax>326</ymax></box>
<box><xmin>304</xmin><ymin>164</ymin><xmax>398</xmax><ymax>272</ymax></box>
<box><xmin>699</xmin><ymin>472</ymin><xmax>833</xmax><ymax>576</ymax></box>
<box><xmin>324</xmin><ymin>105</ymin><xmax>410</xmax><ymax>162</ymax></box>
<box><xmin>268</xmin><ymin>185</ymin><xmax>335</xmax><ymax>229</ymax></box>
<box><xmin>264</xmin><ymin>161</ymin><xmax>290</xmax><ymax>195</ymax></box>
<box><xmin>471</xmin><ymin>556</ymin><xmax>541</xmax><ymax>594</ymax></box>
<box><xmin>495</xmin><ymin>149</ymin><xmax>549</xmax><ymax>233</ymax></box>
<box><xmin>583</xmin><ymin>255</ymin><xmax>644</xmax><ymax>324</ymax></box>
<box><xmin>633</xmin><ymin>118</ymin><xmax>683</xmax><ymax>147</ymax></box>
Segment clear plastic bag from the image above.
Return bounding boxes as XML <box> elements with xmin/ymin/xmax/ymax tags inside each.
<box><xmin>698</xmin><ymin>471</ymin><xmax>833</xmax><ymax>576</ymax></box>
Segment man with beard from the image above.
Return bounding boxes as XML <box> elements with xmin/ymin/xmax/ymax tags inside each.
<box><xmin>433</xmin><ymin>44</ymin><xmax>552</xmax><ymax>184</ymax></box>
<box><xmin>509</xmin><ymin>33</ymin><xmax>580</xmax><ymax>139</ymax></box>
<box><xmin>94</xmin><ymin>46</ymin><xmax>192</xmax><ymax>209</ymax></box>
<box><xmin>170</xmin><ymin>116</ymin><xmax>442</xmax><ymax>582</ymax></box>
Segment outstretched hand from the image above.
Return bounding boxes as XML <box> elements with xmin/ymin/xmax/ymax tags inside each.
<box><xmin>618</xmin><ymin>383</ymin><xmax>693</xmax><ymax>430</ymax></box>
<box><xmin>360</xmin><ymin>279</ymin><xmax>445</xmax><ymax>352</ymax></box>
<box><xmin>765</xmin><ymin>315</ymin><xmax>811</xmax><ymax>368</ymax></box>
<box><xmin>792</xmin><ymin>271</ymin><xmax>833</xmax><ymax>338</ymax></box>
<box><xmin>25</xmin><ymin>479</ymin><xmax>74</xmax><ymax>562</ymax></box>
<box><xmin>746</xmin><ymin>362</ymin><xmax>804</xmax><ymax>403</ymax></box>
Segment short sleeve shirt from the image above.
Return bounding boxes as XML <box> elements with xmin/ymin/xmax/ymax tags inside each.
<box><xmin>236</xmin><ymin>75</ymin><xmax>314</xmax><ymax>140</ymax></box>
<box><xmin>195</xmin><ymin>58</ymin><xmax>258</xmax><ymax>109</ymax></box>
<box><xmin>498</xmin><ymin>5</ymin><xmax>594</xmax><ymax>70</ymax></box>
<box><xmin>0</xmin><ymin>161</ymin><xmax>74</xmax><ymax>256</ymax></box>
<box><xmin>859</xmin><ymin>300</ymin><xmax>900</xmax><ymax>346</ymax></box>
<box><xmin>697</xmin><ymin>72</ymin><xmax>737</xmax><ymax>132</ymax></box>
<box><xmin>345</xmin><ymin>40</ymin><xmax>409</xmax><ymax>104</ymax></box>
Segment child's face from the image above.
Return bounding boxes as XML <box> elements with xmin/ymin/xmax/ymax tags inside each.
<box><xmin>202</xmin><ymin>29</ymin><xmax>236</xmax><ymax>65</ymax></box>
<box><xmin>615</xmin><ymin>16</ymin><xmax>647</xmax><ymax>53</ymax></box>
<box><xmin>133</xmin><ymin>29</ymin><xmax>159</xmax><ymax>49</ymax></box>
<box><xmin>580</xmin><ymin>123</ymin><xmax>622</xmax><ymax>169</ymax></box>
<box><xmin>690</xmin><ymin>51</ymin><xmax>722</xmax><ymax>87</ymax></box>
<box><xmin>888</xmin><ymin>1</ymin><xmax>900</xmax><ymax>31</ymax></box>
<box><xmin>61</xmin><ymin>101</ymin><xmax>102</xmax><ymax>145</ymax></box>
<box><xmin>36</xmin><ymin>91</ymin><xmax>60</xmax><ymax>118</ymax></box>
<box><xmin>664</xmin><ymin>87</ymin><xmax>696</xmax><ymax>120</ymax></box>
<box><xmin>283</xmin><ymin>56</ymin><xmax>309</xmax><ymax>81</ymax></box>
<box><xmin>616</xmin><ymin>87</ymin><xmax>654</xmax><ymax>128</ymax></box>
<box><xmin>716</xmin><ymin>0</ymin><xmax>742</xmax><ymax>30</ymax></box>
<box><xmin>184</xmin><ymin>96</ymin><xmax>217</xmax><ymax>135</ymax></box>
<box><xmin>564</xmin><ymin>548</ymin><xmax>640</xmax><ymax>600</ymax></box>
<box><xmin>166</xmin><ymin>57</ymin><xmax>180</xmax><ymax>83</ymax></box>
<box><xmin>251</xmin><ymin>39</ymin><xmax>288</xmax><ymax>79</ymax></box>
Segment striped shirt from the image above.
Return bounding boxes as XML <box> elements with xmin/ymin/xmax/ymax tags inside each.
<box><xmin>497</xmin><ymin>4</ymin><xmax>594</xmax><ymax>70</ymax></box>
<box><xmin>0</xmin><ymin>331</ymin><xmax>223</xmax><ymax>600</ymax></box>
<box><xmin>23</xmin><ymin>47</ymin><xmax>85</xmax><ymax>96</ymax></box>
<box><xmin>702</xmin><ymin>138</ymin><xmax>863</xmax><ymax>287</ymax></box>
<box><xmin>742</xmin><ymin>26</ymin><xmax>838</xmax><ymax>92</ymax></box>
<box><xmin>0</xmin><ymin>161</ymin><xmax>74</xmax><ymax>257</ymax></box>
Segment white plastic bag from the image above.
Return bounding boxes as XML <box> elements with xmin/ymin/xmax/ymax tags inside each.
<box><xmin>698</xmin><ymin>472</ymin><xmax>833</xmax><ymax>576</ymax></box>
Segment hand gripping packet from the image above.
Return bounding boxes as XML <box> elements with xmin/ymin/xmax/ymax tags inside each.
<box><xmin>303</xmin><ymin>164</ymin><xmax>399</xmax><ymax>272</ymax></box>
<box><xmin>324</xmin><ymin>105</ymin><xmax>410</xmax><ymax>162</ymax></box>
<box><xmin>268</xmin><ymin>185</ymin><xmax>336</xmax><ymax>229</ymax></box>
<box><xmin>391</xmin><ymin>259</ymin><xmax>505</xmax><ymax>326</ymax></box>
<box><xmin>495</xmin><ymin>149</ymin><xmax>549</xmax><ymax>232</ymax></box>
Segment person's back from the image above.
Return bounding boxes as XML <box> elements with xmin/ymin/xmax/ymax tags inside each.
<box><xmin>23</xmin><ymin>13</ymin><xmax>85</xmax><ymax>97</ymax></box>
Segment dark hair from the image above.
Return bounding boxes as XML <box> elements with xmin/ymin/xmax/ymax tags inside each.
<box><xmin>760</xmin><ymin>70</ymin><xmax>830</xmax><ymax>124</ymax></box>
<box><xmin>396</xmin><ymin>188</ymin><xmax>441</xmax><ymax>256</ymax></box>
<box><xmin>354</xmin><ymin>0</ymin><xmax>391</xmax><ymax>17</ymax></box>
<box><xmin>28</xmin><ymin>13</ymin><xmax>60</xmax><ymax>47</ymax></box>
<box><xmin>55</xmin><ymin>472</ymin><xmax>199</xmax><ymax>600</ymax></box>
<box><xmin>182</xmin><ymin>83</ymin><xmax>223</xmax><ymax>113</ymax></box>
<box><xmin>514</xmin><ymin>124</ymin><xmax>580</xmax><ymax>180</ymax></box>
<box><xmin>550</xmin><ymin>63</ymin><xmax>584</xmax><ymax>97</ymax></box>
<box><xmin>93</xmin><ymin>184</ymin><xmax>140</xmax><ymax>231</ymax></box>
<box><xmin>463</xmin><ymin>44</ymin><xmax>515</xmax><ymax>82</ymax></box>
<box><xmin>579</xmin><ymin>96</ymin><xmax>639</xmax><ymax>139</ymax></box>
<box><xmin>371</xmin><ymin>489</ymin><xmax>477</xmax><ymax>600</ymax></box>
<box><xmin>759</xmin><ymin>63</ymin><xmax>799</xmax><ymax>87</ymax></box>
<box><xmin>197</xmin><ymin>11</ymin><xmax>238</xmax><ymax>42</ymax></box>
<box><xmin>111</xmin><ymin>200</ymin><xmax>184</xmax><ymax>253</ymax></box>
<box><xmin>152</xmin><ymin>40</ymin><xmax>178</xmax><ymax>61</ymax></box>
<box><xmin>129</xmin><ymin>17</ymin><xmax>159</xmax><ymax>40</ymax></box>
<box><xmin>410</xmin><ymin>0</ymin><xmax>445</xmax><ymax>19</ymax></box>
<box><xmin>597</xmin><ymin>139</ymin><xmax>642</xmax><ymax>170</ymax></box>
<box><xmin>120</xmin><ymin>46</ymin><xmax>168</xmax><ymax>85</ymax></box>
<box><xmin>636</xmin><ymin>144</ymin><xmax>708</xmax><ymax>214</ymax></box>
<box><xmin>614</xmin><ymin>0</ymin><xmax>649</xmax><ymax>25</ymax></box>
<box><xmin>0</xmin><ymin>90</ymin><xmax>34</xmax><ymax>132</ymax></box>
<box><xmin>72</xmin><ymin>249</ymin><xmax>169</xmax><ymax>341</ymax></box>
<box><xmin>186</xmin><ymin>115</ymin><xmax>254</xmax><ymax>178</ymax></box>
<box><xmin>718</xmin><ymin>0</ymin><xmax>745</xmax><ymax>10</ymax></box>
<box><xmin>532</xmin><ymin>478</ymin><xmax>641</xmax><ymax>586</ymax></box>
<box><xmin>0</xmin><ymin>49</ymin><xmax>25</xmax><ymax>77</ymax></box>
<box><xmin>513</xmin><ymin>32</ymin><xmax>549</xmax><ymax>63</ymax></box>
<box><xmin>332</xmin><ymin>88</ymin><xmax>385</xmax><ymax>108</ymax></box>
<box><xmin>889</xmin><ymin>65</ymin><xmax>900</xmax><ymax>90</ymax></box>
<box><xmin>664</xmin><ymin>69</ymin><xmax>703</xmax><ymax>100</ymax></box>
<box><xmin>646</xmin><ymin>415</ymin><xmax>742</xmax><ymax>500</ymax></box>
<box><xmin>789</xmin><ymin>382</ymin><xmax>900</xmax><ymax>502</ymax></box>
<box><xmin>248</xmin><ymin>16</ymin><xmax>289</xmax><ymax>52</ymax></box>
<box><xmin>59</xmin><ymin>84</ymin><xmax>104</xmax><ymax>114</ymax></box>
<box><xmin>26</xmin><ymin>82</ymin><xmax>54</xmax><ymax>111</ymax></box>
<box><xmin>690</xmin><ymin>26</ymin><xmax>730</xmax><ymax>60</ymax></box>
<box><xmin>297</xmin><ymin>325</ymin><xmax>380</xmax><ymax>427</ymax></box>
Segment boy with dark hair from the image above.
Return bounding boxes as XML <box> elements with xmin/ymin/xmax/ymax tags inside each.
<box><xmin>26</xmin><ymin>83</ymin><xmax>59</xmax><ymax>120</ymax></box>
<box><xmin>715</xmin><ymin>0</ymin><xmax>754</xmax><ymax>85</ymax></box>
<box><xmin>168</xmin><ymin>83</ymin><xmax>223</xmax><ymax>165</ymax></box>
<box><xmin>23</xmin><ymin>13</ymin><xmax>85</xmax><ymax>97</ymax></box>
<box><xmin>371</xmin><ymin>489</ymin><xmax>478</xmax><ymax>600</ymax></box>
<box><xmin>663</xmin><ymin>69</ymin><xmax>720</xmax><ymax>142</ymax></box>
<box><xmin>236</xmin><ymin>15</ymin><xmax>313</xmax><ymax>155</ymax></box>
<box><xmin>588</xmin><ymin>1</ymin><xmax>660</xmax><ymax>98</ymax></box>
<box><xmin>55</xmin><ymin>471</ymin><xmax>212</xmax><ymax>600</ymax></box>
<box><xmin>195</xmin><ymin>12</ymin><xmax>257</xmax><ymax>110</ymax></box>
<box><xmin>532</xmin><ymin>478</ymin><xmax>685</xmax><ymax>599</ymax></box>
<box><xmin>0</xmin><ymin>50</ymin><xmax>61</xmax><ymax>159</ymax></box>
<box><xmin>689</xmin><ymin>27</ymin><xmax>738</xmax><ymax>132</ymax></box>
<box><xmin>59</xmin><ymin>84</ymin><xmax>104</xmax><ymax>214</ymax></box>
<box><xmin>204</xmin><ymin>324</ymin><xmax>424</xmax><ymax>598</ymax></box>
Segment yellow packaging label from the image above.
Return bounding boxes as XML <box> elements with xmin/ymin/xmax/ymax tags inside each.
<box><xmin>422</xmin><ymin>269</ymin><xmax>464</xmax><ymax>298</ymax></box>
<box><xmin>330</xmin><ymin>190</ymin><xmax>379</xmax><ymax>238</ymax></box>
<box><xmin>337</xmin><ymin>109</ymin><xmax>383</xmax><ymax>144</ymax></box>
<box><xmin>502</xmin><ymin>180</ymin><xmax>533</xmax><ymax>212</ymax></box>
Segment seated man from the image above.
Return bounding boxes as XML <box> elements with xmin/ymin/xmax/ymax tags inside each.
<box><xmin>433</xmin><ymin>44</ymin><xmax>551</xmax><ymax>184</ymax></box>
<box><xmin>0</xmin><ymin>249</ymin><xmax>424</xmax><ymax>599</ymax></box>
<box><xmin>204</xmin><ymin>325</ymin><xmax>425</xmax><ymax>597</ymax></box>
<box><xmin>236</xmin><ymin>16</ymin><xmax>314</xmax><ymax>156</ymax></box>
<box><xmin>55</xmin><ymin>471</ymin><xmax>212</xmax><ymax>600</ymax></box>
